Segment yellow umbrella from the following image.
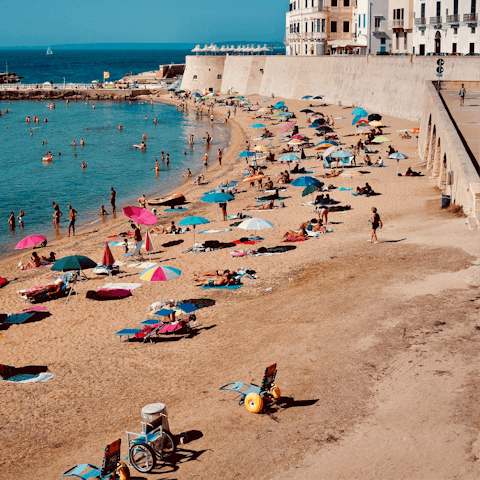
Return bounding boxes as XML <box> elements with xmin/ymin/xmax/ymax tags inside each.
<box><xmin>369</xmin><ymin>120</ymin><xmax>383</xmax><ymax>127</ymax></box>
<box><xmin>288</xmin><ymin>139</ymin><xmax>304</xmax><ymax>145</ymax></box>
<box><xmin>254</xmin><ymin>145</ymin><xmax>270</xmax><ymax>152</ymax></box>
<box><xmin>372</xmin><ymin>136</ymin><xmax>389</xmax><ymax>143</ymax></box>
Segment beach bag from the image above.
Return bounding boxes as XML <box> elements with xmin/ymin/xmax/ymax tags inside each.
<box><xmin>231</xmin><ymin>249</ymin><xmax>246</xmax><ymax>257</ymax></box>
<box><xmin>0</xmin><ymin>277</ymin><xmax>8</xmax><ymax>288</ymax></box>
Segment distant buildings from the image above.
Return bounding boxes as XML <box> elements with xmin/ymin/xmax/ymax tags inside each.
<box><xmin>284</xmin><ymin>0</ymin><xmax>479</xmax><ymax>54</ymax></box>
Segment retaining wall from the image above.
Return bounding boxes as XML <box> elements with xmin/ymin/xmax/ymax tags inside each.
<box><xmin>182</xmin><ymin>55</ymin><xmax>480</xmax><ymax>121</ymax></box>
<box><xmin>419</xmin><ymin>81</ymin><xmax>480</xmax><ymax>219</ymax></box>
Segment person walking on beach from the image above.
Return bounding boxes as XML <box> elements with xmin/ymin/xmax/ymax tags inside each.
<box><xmin>368</xmin><ymin>207</ymin><xmax>383</xmax><ymax>244</ymax></box>
<box><xmin>8</xmin><ymin>212</ymin><xmax>15</xmax><ymax>229</ymax></box>
<box><xmin>68</xmin><ymin>205</ymin><xmax>77</xmax><ymax>237</ymax></box>
<box><xmin>203</xmin><ymin>153</ymin><xmax>209</xmax><ymax>174</ymax></box>
<box><xmin>110</xmin><ymin>187</ymin><xmax>116</xmax><ymax>212</ymax></box>
<box><xmin>218</xmin><ymin>149</ymin><xmax>222</xmax><ymax>166</ymax></box>
<box><xmin>459</xmin><ymin>84</ymin><xmax>466</xmax><ymax>106</ymax></box>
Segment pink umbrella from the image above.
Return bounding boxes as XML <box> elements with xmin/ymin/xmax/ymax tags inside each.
<box><xmin>250</xmin><ymin>106</ymin><xmax>260</xmax><ymax>110</ymax></box>
<box><xmin>291</xmin><ymin>134</ymin><xmax>305</xmax><ymax>140</ymax></box>
<box><xmin>281</xmin><ymin>121</ymin><xmax>296</xmax><ymax>133</ymax></box>
<box><xmin>15</xmin><ymin>235</ymin><xmax>46</xmax><ymax>250</ymax></box>
<box><xmin>122</xmin><ymin>206</ymin><xmax>157</xmax><ymax>226</ymax></box>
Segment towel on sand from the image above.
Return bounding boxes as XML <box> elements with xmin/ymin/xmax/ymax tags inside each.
<box><xmin>198</xmin><ymin>229</ymin><xmax>232</xmax><ymax>234</ymax></box>
<box><xmin>100</xmin><ymin>282</ymin><xmax>142</xmax><ymax>290</ymax></box>
<box><xmin>201</xmin><ymin>284</ymin><xmax>243</xmax><ymax>290</ymax></box>
<box><xmin>1</xmin><ymin>372</ymin><xmax>54</xmax><ymax>383</ymax></box>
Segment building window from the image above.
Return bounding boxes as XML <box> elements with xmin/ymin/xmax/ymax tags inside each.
<box><xmin>217</xmin><ymin>74</ymin><xmax>222</xmax><ymax>79</ymax></box>
<box><xmin>312</xmin><ymin>21</ymin><xmax>314</xmax><ymax>32</ymax></box>
<box><xmin>472</xmin><ymin>0</ymin><xmax>476</xmax><ymax>13</ymax></box>
<box><xmin>374</xmin><ymin>17</ymin><xmax>381</xmax><ymax>28</ymax></box>
<box><xmin>453</xmin><ymin>0</ymin><xmax>458</xmax><ymax>14</ymax></box>
<box><xmin>452</xmin><ymin>43</ymin><xmax>457</xmax><ymax>53</ymax></box>
<box><xmin>343</xmin><ymin>21</ymin><xmax>350</xmax><ymax>32</ymax></box>
<box><xmin>404</xmin><ymin>32</ymin><xmax>407</xmax><ymax>49</ymax></box>
<box><xmin>322</xmin><ymin>19</ymin><xmax>326</xmax><ymax>31</ymax></box>
<box><xmin>306</xmin><ymin>0</ymin><xmax>308</xmax><ymax>7</ymax></box>
<box><xmin>421</xmin><ymin>3</ymin><xmax>425</xmax><ymax>17</ymax></box>
<box><xmin>306</xmin><ymin>22</ymin><xmax>308</xmax><ymax>32</ymax></box>
<box><xmin>470</xmin><ymin>42</ymin><xmax>475</xmax><ymax>53</ymax></box>
<box><xmin>331</xmin><ymin>20</ymin><xmax>337</xmax><ymax>32</ymax></box>
<box><xmin>363</xmin><ymin>14</ymin><xmax>366</xmax><ymax>27</ymax></box>
<box><xmin>471</xmin><ymin>27</ymin><xmax>476</xmax><ymax>34</ymax></box>
<box><xmin>381</xmin><ymin>37</ymin><xmax>386</xmax><ymax>44</ymax></box>
<box><xmin>396</xmin><ymin>33</ymin><xmax>399</xmax><ymax>50</ymax></box>
<box><xmin>344</xmin><ymin>0</ymin><xmax>350</xmax><ymax>6</ymax></box>
<box><xmin>305</xmin><ymin>44</ymin><xmax>308</xmax><ymax>54</ymax></box>
<box><xmin>421</xmin><ymin>29</ymin><xmax>425</xmax><ymax>35</ymax></box>
<box><xmin>419</xmin><ymin>44</ymin><xmax>425</xmax><ymax>55</ymax></box>
<box><xmin>453</xmin><ymin>27</ymin><xmax>458</xmax><ymax>34</ymax></box>
<box><xmin>436</xmin><ymin>1</ymin><xmax>441</xmax><ymax>17</ymax></box>
<box><xmin>331</xmin><ymin>0</ymin><xmax>337</xmax><ymax>6</ymax></box>
<box><xmin>317</xmin><ymin>19</ymin><xmax>320</xmax><ymax>32</ymax></box>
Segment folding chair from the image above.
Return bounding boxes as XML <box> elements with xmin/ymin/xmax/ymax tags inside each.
<box><xmin>63</xmin><ymin>438</ymin><xmax>121</xmax><ymax>479</ymax></box>
<box><xmin>124</xmin><ymin>240</ymin><xmax>144</xmax><ymax>261</ymax></box>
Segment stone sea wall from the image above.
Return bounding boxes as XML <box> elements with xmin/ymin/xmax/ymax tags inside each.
<box><xmin>181</xmin><ymin>55</ymin><xmax>480</xmax><ymax>121</ymax></box>
<box><xmin>0</xmin><ymin>89</ymin><xmax>152</xmax><ymax>101</ymax></box>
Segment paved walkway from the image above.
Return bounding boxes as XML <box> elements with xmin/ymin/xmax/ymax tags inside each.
<box><xmin>441</xmin><ymin>89</ymin><xmax>480</xmax><ymax>165</ymax></box>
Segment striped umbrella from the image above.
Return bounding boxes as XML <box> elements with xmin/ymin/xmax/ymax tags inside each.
<box><xmin>140</xmin><ymin>265</ymin><xmax>182</xmax><ymax>303</ymax></box>
<box><xmin>254</xmin><ymin>145</ymin><xmax>270</xmax><ymax>152</ymax></box>
<box><xmin>102</xmin><ymin>241</ymin><xmax>115</xmax><ymax>268</ymax></box>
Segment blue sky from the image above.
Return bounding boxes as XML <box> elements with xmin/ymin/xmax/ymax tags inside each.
<box><xmin>2</xmin><ymin>0</ymin><xmax>286</xmax><ymax>47</ymax></box>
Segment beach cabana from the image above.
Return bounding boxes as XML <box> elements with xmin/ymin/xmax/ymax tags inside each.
<box><xmin>191</xmin><ymin>45</ymin><xmax>202</xmax><ymax>55</ymax></box>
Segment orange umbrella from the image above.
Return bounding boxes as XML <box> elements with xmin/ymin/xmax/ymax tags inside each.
<box><xmin>102</xmin><ymin>241</ymin><xmax>115</xmax><ymax>267</ymax></box>
<box><xmin>410</xmin><ymin>127</ymin><xmax>420</xmax><ymax>134</ymax></box>
<box><xmin>241</xmin><ymin>174</ymin><xmax>265</xmax><ymax>183</ymax></box>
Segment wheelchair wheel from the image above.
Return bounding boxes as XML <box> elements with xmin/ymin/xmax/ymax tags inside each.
<box><xmin>245</xmin><ymin>392</ymin><xmax>263</xmax><ymax>413</ymax></box>
<box><xmin>152</xmin><ymin>430</ymin><xmax>176</xmax><ymax>461</ymax></box>
<box><xmin>129</xmin><ymin>443</ymin><xmax>156</xmax><ymax>473</ymax></box>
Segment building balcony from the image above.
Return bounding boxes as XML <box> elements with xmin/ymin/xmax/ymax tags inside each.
<box><xmin>388</xmin><ymin>19</ymin><xmax>405</xmax><ymax>29</ymax></box>
<box><xmin>285</xmin><ymin>32</ymin><xmax>328</xmax><ymax>43</ymax></box>
<box><xmin>429</xmin><ymin>16</ymin><xmax>442</xmax><ymax>25</ymax></box>
<box><xmin>373</xmin><ymin>26</ymin><xmax>385</xmax><ymax>34</ymax></box>
<box><xmin>446</xmin><ymin>14</ymin><xmax>460</xmax><ymax>23</ymax></box>
<box><xmin>415</xmin><ymin>17</ymin><xmax>426</xmax><ymax>26</ymax></box>
<box><xmin>463</xmin><ymin>13</ymin><xmax>478</xmax><ymax>22</ymax></box>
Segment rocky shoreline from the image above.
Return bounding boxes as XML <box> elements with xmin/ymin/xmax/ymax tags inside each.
<box><xmin>0</xmin><ymin>88</ymin><xmax>155</xmax><ymax>101</ymax></box>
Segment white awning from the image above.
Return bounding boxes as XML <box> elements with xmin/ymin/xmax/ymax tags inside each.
<box><xmin>327</xmin><ymin>40</ymin><xmax>363</xmax><ymax>48</ymax></box>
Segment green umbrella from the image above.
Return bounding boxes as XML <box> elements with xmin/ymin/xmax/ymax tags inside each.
<box><xmin>52</xmin><ymin>255</ymin><xmax>97</xmax><ymax>273</ymax></box>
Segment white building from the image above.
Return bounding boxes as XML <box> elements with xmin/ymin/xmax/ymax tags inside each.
<box><xmin>413</xmin><ymin>0</ymin><xmax>479</xmax><ymax>54</ymax></box>
<box><xmin>355</xmin><ymin>0</ymin><xmax>392</xmax><ymax>53</ymax></box>
<box><xmin>388</xmin><ymin>0</ymin><xmax>415</xmax><ymax>52</ymax></box>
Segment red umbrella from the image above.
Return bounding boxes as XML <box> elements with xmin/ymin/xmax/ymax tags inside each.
<box><xmin>15</xmin><ymin>235</ymin><xmax>46</xmax><ymax>250</ymax></box>
<box><xmin>281</xmin><ymin>121</ymin><xmax>296</xmax><ymax>133</ymax></box>
<box><xmin>102</xmin><ymin>241</ymin><xmax>115</xmax><ymax>267</ymax></box>
<box><xmin>122</xmin><ymin>206</ymin><xmax>157</xmax><ymax>226</ymax></box>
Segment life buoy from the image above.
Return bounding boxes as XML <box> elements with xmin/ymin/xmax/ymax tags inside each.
<box><xmin>43</xmin><ymin>157</ymin><xmax>53</xmax><ymax>162</ymax></box>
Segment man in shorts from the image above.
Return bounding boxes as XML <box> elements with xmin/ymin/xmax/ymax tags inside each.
<box><xmin>369</xmin><ymin>207</ymin><xmax>383</xmax><ymax>244</ymax></box>
<box><xmin>110</xmin><ymin>187</ymin><xmax>116</xmax><ymax>212</ymax></box>
<box><xmin>68</xmin><ymin>205</ymin><xmax>77</xmax><ymax>237</ymax></box>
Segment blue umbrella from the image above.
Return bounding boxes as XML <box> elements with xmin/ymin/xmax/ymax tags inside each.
<box><xmin>274</xmin><ymin>101</ymin><xmax>285</xmax><ymax>109</ymax></box>
<box><xmin>236</xmin><ymin>95</ymin><xmax>244</xmax><ymax>99</ymax></box>
<box><xmin>291</xmin><ymin>176</ymin><xmax>322</xmax><ymax>187</ymax></box>
<box><xmin>278</xmin><ymin>112</ymin><xmax>292</xmax><ymax>116</ymax></box>
<box><xmin>278</xmin><ymin>154</ymin><xmax>299</xmax><ymax>162</ymax></box>
<box><xmin>309</xmin><ymin>119</ymin><xmax>325</xmax><ymax>128</ymax></box>
<box><xmin>238</xmin><ymin>151</ymin><xmax>255</xmax><ymax>158</ymax></box>
<box><xmin>178</xmin><ymin>216</ymin><xmax>210</xmax><ymax>245</ymax></box>
<box><xmin>331</xmin><ymin>150</ymin><xmax>354</xmax><ymax>159</ymax></box>
<box><xmin>351</xmin><ymin>107</ymin><xmax>368</xmax><ymax>117</ymax></box>
<box><xmin>194</xmin><ymin>92</ymin><xmax>202</xmax><ymax>97</ymax></box>
<box><xmin>352</xmin><ymin>115</ymin><xmax>362</xmax><ymax>125</ymax></box>
<box><xmin>251</xmin><ymin>123</ymin><xmax>266</xmax><ymax>129</ymax></box>
<box><xmin>201</xmin><ymin>192</ymin><xmax>235</xmax><ymax>227</ymax></box>
<box><xmin>302</xmin><ymin>95</ymin><xmax>313</xmax><ymax>99</ymax></box>
<box><xmin>388</xmin><ymin>152</ymin><xmax>408</xmax><ymax>159</ymax></box>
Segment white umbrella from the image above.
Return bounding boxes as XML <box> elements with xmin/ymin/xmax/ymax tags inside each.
<box><xmin>237</xmin><ymin>217</ymin><xmax>274</xmax><ymax>239</ymax></box>
<box><xmin>191</xmin><ymin>45</ymin><xmax>202</xmax><ymax>54</ymax></box>
<box><xmin>340</xmin><ymin>170</ymin><xmax>363</xmax><ymax>193</ymax></box>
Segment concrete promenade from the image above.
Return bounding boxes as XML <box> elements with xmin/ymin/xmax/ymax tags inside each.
<box><xmin>441</xmin><ymin>89</ymin><xmax>480</xmax><ymax>168</ymax></box>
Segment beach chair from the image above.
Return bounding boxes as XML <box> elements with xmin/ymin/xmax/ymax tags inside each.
<box><xmin>323</xmin><ymin>157</ymin><xmax>332</xmax><ymax>169</ymax></box>
<box><xmin>124</xmin><ymin>240</ymin><xmax>144</xmax><ymax>261</ymax></box>
<box><xmin>338</xmin><ymin>157</ymin><xmax>354</xmax><ymax>168</ymax></box>
<box><xmin>63</xmin><ymin>438</ymin><xmax>121</xmax><ymax>479</ymax></box>
<box><xmin>114</xmin><ymin>328</ymin><xmax>142</xmax><ymax>342</ymax></box>
<box><xmin>219</xmin><ymin>364</ymin><xmax>281</xmax><ymax>413</ymax></box>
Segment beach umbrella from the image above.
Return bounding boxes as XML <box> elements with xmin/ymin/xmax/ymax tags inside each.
<box><xmin>140</xmin><ymin>265</ymin><xmax>181</xmax><ymax>303</ymax></box>
<box><xmin>316</xmin><ymin>140</ymin><xmax>338</xmax><ymax>147</ymax></box>
<box><xmin>292</xmin><ymin>135</ymin><xmax>306</xmax><ymax>140</ymax></box>
<box><xmin>254</xmin><ymin>145</ymin><xmax>270</xmax><ymax>152</ymax></box>
<box><xmin>122</xmin><ymin>206</ymin><xmax>157</xmax><ymax>226</ymax></box>
<box><xmin>301</xmin><ymin>96</ymin><xmax>313</xmax><ymax>99</ymax></box>
<box><xmin>15</xmin><ymin>235</ymin><xmax>46</xmax><ymax>250</ymax></box>
<box><xmin>315</xmin><ymin>125</ymin><xmax>334</xmax><ymax>133</ymax></box>
<box><xmin>291</xmin><ymin>176</ymin><xmax>322</xmax><ymax>187</ymax></box>
<box><xmin>274</xmin><ymin>101</ymin><xmax>285</xmax><ymax>109</ymax></box>
<box><xmin>51</xmin><ymin>255</ymin><xmax>97</xmax><ymax>282</ymax></box>
<box><xmin>351</xmin><ymin>107</ymin><xmax>368</xmax><ymax>117</ymax></box>
<box><xmin>288</xmin><ymin>139</ymin><xmax>304</xmax><ymax>145</ymax></box>
<box><xmin>278</xmin><ymin>154</ymin><xmax>299</xmax><ymax>163</ymax></box>
<box><xmin>168</xmin><ymin>88</ymin><xmax>176</xmax><ymax>92</ymax></box>
<box><xmin>356</xmin><ymin>119</ymin><xmax>369</xmax><ymax>125</ymax></box>
<box><xmin>313</xmin><ymin>95</ymin><xmax>324</xmax><ymax>99</ymax></box>
<box><xmin>331</xmin><ymin>150</ymin><xmax>354</xmax><ymax>159</ymax></box>
<box><xmin>102</xmin><ymin>241</ymin><xmax>115</xmax><ymax>268</ymax></box>
<box><xmin>281</xmin><ymin>121</ymin><xmax>296</xmax><ymax>133</ymax></box>
<box><xmin>251</xmin><ymin>123</ymin><xmax>265</xmax><ymax>129</ymax></box>
<box><xmin>372</xmin><ymin>136</ymin><xmax>389</xmax><ymax>143</ymax></box>
<box><xmin>389</xmin><ymin>151</ymin><xmax>409</xmax><ymax>175</ymax></box>
<box><xmin>201</xmin><ymin>192</ymin><xmax>235</xmax><ymax>227</ymax></box>
<box><xmin>352</xmin><ymin>115</ymin><xmax>362</xmax><ymax>125</ymax></box>
<box><xmin>237</xmin><ymin>217</ymin><xmax>274</xmax><ymax>239</ymax></box>
<box><xmin>261</xmin><ymin>98</ymin><xmax>270</xmax><ymax>102</ymax></box>
<box><xmin>302</xmin><ymin>183</ymin><xmax>322</xmax><ymax>212</ymax></box>
<box><xmin>250</xmin><ymin>106</ymin><xmax>260</xmax><ymax>110</ymax></box>
<box><xmin>315</xmin><ymin>143</ymin><xmax>337</xmax><ymax>150</ymax></box>
<box><xmin>368</xmin><ymin>113</ymin><xmax>382</xmax><ymax>121</ymax></box>
<box><xmin>238</xmin><ymin>151</ymin><xmax>255</xmax><ymax>158</ymax></box>
<box><xmin>340</xmin><ymin>170</ymin><xmax>363</xmax><ymax>193</ymax></box>
<box><xmin>178</xmin><ymin>216</ymin><xmax>210</xmax><ymax>246</ymax></box>
<box><xmin>369</xmin><ymin>120</ymin><xmax>383</xmax><ymax>127</ymax></box>
<box><xmin>144</xmin><ymin>229</ymin><xmax>155</xmax><ymax>261</ymax></box>
<box><xmin>241</xmin><ymin>174</ymin><xmax>265</xmax><ymax>184</ymax></box>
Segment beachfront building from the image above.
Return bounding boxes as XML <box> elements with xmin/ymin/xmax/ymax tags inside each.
<box><xmin>412</xmin><ymin>0</ymin><xmax>479</xmax><ymax>54</ymax></box>
<box><xmin>388</xmin><ymin>0</ymin><xmax>415</xmax><ymax>52</ymax></box>
<box><xmin>285</xmin><ymin>0</ymin><xmax>359</xmax><ymax>55</ymax></box>
<box><xmin>355</xmin><ymin>0</ymin><xmax>393</xmax><ymax>53</ymax></box>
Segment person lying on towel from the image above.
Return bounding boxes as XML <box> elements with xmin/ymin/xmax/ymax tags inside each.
<box><xmin>405</xmin><ymin>167</ymin><xmax>421</xmax><ymax>176</ymax></box>
<box><xmin>246</xmin><ymin>200</ymin><xmax>275</xmax><ymax>211</ymax></box>
<box><xmin>151</xmin><ymin>221</ymin><xmax>177</xmax><ymax>234</ymax></box>
<box><xmin>195</xmin><ymin>271</ymin><xmax>237</xmax><ymax>287</ymax></box>
<box><xmin>356</xmin><ymin>183</ymin><xmax>374</xmax><ymax>196</ymax></box>
<box><xmin>26</xmin><ymin>281</ymin><xmax>65</xmax><ymax>301</ymax></box>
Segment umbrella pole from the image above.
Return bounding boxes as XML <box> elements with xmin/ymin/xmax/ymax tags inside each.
<box><xmin>217</xmin><ymin>205</ymin><xmax>220</xmax><ymax>228</ymax></box>
<box><xmin>193</xmin><ymin>225</ymin><xmax>196</xmax><ymax>247</ymax></box>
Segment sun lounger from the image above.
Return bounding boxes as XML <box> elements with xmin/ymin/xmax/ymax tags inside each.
<box><xmin>114</xmin><ymin>328</ymin><xmax>142</xmax><ymax>342</ymax></box>
<box><xmin>63</xmin><ymin>439</ymin><xmax>122</xmax><ymax>480</ymax></box>
<box><xmin>124</xmin><ymin>240</ymin><xmax>144</xmax><ymax>260</ymax></box>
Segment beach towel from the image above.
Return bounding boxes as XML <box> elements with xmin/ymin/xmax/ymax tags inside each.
<box><xmin>339</xmin><ymin>187</ymin><xmax>353</xmax><ymax>191</ymax></box>
<box><xmin>21</xmin><ymin>306</ymin><xmax>47</xmax><ymax>312</ymax></box>
<box><xmin>198</xmin><ymin>229</ymin><xmax>232</xmax><ymax>234</ymax></box>
<box><xmin>227</xmin><ymin>214</ymin><xmax>251</xmax><ymax>220</ymax></box>
<box><xmin>0</xmin><ymin>277</ymin><xmax>8</xmax><ymax>288</ymax></box>
<box><xmin>100</xmin><ymin>282</ymin><xmax>142</xmax><ymax>290</ymax></box>
<box><xmin>283</xmin><ymin>237</ymin><xmax>308</xmax><ymax>242</ymax></box>
<box><xmin>125</xmin><ymin>262</ymin><xmax>157</xmax><ymax>269</ymax></box>
<box><xmin>87</xmin><ymin>289</ymin><xmax>132</xmax><ymax>301</ymax></box>
<box><xmin>165</xmin><ymin>208</ymin><xmax>188</xmax><ymax>212</ymax></box>
<box><xmin>246</xmin><ymin>207</ymin><xmax>279</xmax><ymax>212</ymax></box>
<box><xmin>201</xmin><ymin>284</ymin><xmax>243</xmax><ymax>290</ymax></box>
<box><xmin>1</xmin><ymin>372</ymin><xmax>54</xmax><ymax>383</ymax></box>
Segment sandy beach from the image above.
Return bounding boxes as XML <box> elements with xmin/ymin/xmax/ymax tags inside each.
<box><xmin>1</xmin><ymin>92</ymin><xmax>479</xmax><ymax>480</ymax></box>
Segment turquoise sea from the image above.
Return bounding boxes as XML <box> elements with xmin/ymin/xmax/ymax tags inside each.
<box><xmin>0</xmin><ymin>98</ymin><xmax>232</xmax><ymax>257</ymax></box>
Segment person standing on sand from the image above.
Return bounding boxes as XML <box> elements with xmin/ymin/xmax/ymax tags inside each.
<box><xmin>220</xmin><ymin>202</ymin><xmax>227</xmax><ymax>221</ymax></box>
<box><xmin>8</xmin><ymin>212</ymin><xmax>15</xmax><ymax>229</ymax></box>
<box><xmin>110</xmin><ymin>187</ymin><xmax>116</xmax><ymax>212</ymax></box>
<box><xmin>459</xmin><ymin>84</ymin><xmax>466</xmax><ymax>106</ymax></box>
<box><xmin>68</xmin><ymin>205</ymin><xmax>77</xmax><ymax>237</ymax></box>
<box><xmin>218</xmin><ymin>149</ymin><xmax>222</xmax><ymax>166</ymax></box>
<box><xmin>203</xmin><ymin>153</ymin><xmax>209</xmax><ymax>173</ymax></box>
<box><xmin>138</xmin><ymin>195</ymin><xmax>147</xmax><ymax>209</ymax></box>
<box><xmin>368</xmin><ymin>207</ymin><xmax>383</xmax><ymax>244</ymax></box>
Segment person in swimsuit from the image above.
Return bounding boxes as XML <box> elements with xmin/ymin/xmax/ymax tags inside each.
<box><xmin>26</xmin><ymin>280</ymin><xmax>65</xmax><ymax>300</ymax></box>
<box><xmin>246</xmin><ymin>200</ymin><xmax>274</xmax><ymax>211</ymax></box>
<box><xmin>100</xmin><ymin>205</ymin><xmax>107</xmax><ymax>216</ymax></box>
<box><xmin>151</xmin><ymin>221</ymin><xmax>176</xmax><ymax>234</ymax></box>
<box><xmin>24</xmin><ymin>252</ymin><xmax>42</xmax><ymax>269</ymax></box>
<box><xmin>155</xmin><ymin>159</ymin><xmax>160</xmax><ymax>173</ymax></box>
<box><xmin>67</xmin><ymin>205</ymin><xmax>77</xmax><ymax>237</ymax></box>
<box><xmin>52</xmin><ymin>202</ymin><xmax>62</xmax><ymax>226</ymax></box>
<box><xmin>369</xmin><ymin>207</ymin><xmax>383</xmax><ymax>244</ymax></box>
<box><xmin>138</xmin><ymin>195</ymin><xmax>147</xmax><ymax>209</ymax></box>
<box><xmin>17</xmin><ymin>210</ymin><xmax>25</xmax><ymax>226</ymax></box>
<box><xmin>218</xmin><ymin>149</ymin><xmax>222</xmax><ymax>166</ymax></box>
<box><xmin>8</xmin><ymin>211</ymin><xmax>15</xmax><ymax>229</ymax></box>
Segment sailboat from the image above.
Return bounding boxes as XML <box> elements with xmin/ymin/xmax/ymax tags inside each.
<box><xmin>46</xmin><ymin>46</ymin><xmax>53</xmax><ymax>55</ymax></box>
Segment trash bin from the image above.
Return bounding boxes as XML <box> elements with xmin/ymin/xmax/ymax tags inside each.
<box><xmin>441</xmin><ymin>195</ymin><xmax>451</xmax><ymax>209</ymax></box>
<box><xmin>141</xmin><ymin>403</ymin><xmax>170</xmax><ymax>430</ymax></box>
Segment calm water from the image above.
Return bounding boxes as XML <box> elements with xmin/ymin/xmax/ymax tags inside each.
<box><xmin>0</xmin><ymin>49</ymin><xmax>191</xmax><ymax>84</ymax></box>
<box><xmin>0</xmin><ymin>99</ymin><xmax>232</xmax><ymax>256</ymax></box>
